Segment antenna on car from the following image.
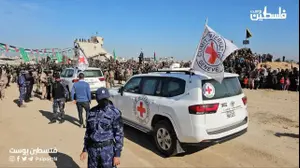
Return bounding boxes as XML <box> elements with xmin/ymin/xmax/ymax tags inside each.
<box><xmin>188</xmin><ymin>68</ymin><xmax>193</xmax><ymax>83</ymax></box>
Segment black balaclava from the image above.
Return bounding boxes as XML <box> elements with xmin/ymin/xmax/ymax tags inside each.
<box><xmin>97</xmin><ymin>98</ymin><xmax>111</xmax><ymax>109</ymax></box>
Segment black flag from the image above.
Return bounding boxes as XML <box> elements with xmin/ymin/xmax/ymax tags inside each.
<box><xmin>246</xmin><ymin>29</ymin><xmax>252</xmax><ymax>39</ymax></box>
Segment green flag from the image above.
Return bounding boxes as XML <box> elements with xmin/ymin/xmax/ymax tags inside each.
<box><xmin>56</xmin><ymin>52</ymin><xmax>63</xmax><ymax>63</ymax></box>
<box><xmin>19</xmin><ymin>48</ymin><xmax>30</xmax><ymax>62</ymax></box>
<box><xmin>0</xmin><ymin>44</ymin><xmax>5</xmax><ymax>50</ymax></box>
<box><xmin>113</xmin><ymin>49</ymin><xmax>116</xmax><ymax>60</ymax></box>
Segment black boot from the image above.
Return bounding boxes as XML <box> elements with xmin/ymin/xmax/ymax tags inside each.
<box><xmin>48</xmin><ymin>119</ymin><xmax>56</xmax><ymax>124</ymax></box>
<box><xmin>59</xmin><ymin>119</ymin><xmax>65</xmax><ymax>124</ymax></box>
<box><xmin>19</xmin><ymin>104</ymin><xmax>26</xmax><ymax>108</ymax></box>
<box><xmin>79</xmin><ymin>123</ymin><xmax>86</xmax><ymax>128</ymax></box>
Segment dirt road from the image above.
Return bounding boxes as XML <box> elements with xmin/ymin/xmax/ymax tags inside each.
<box><xmin>0</xmin><ymin>85</ymin><xmax>298</xmax><ymax>167</ymax></box>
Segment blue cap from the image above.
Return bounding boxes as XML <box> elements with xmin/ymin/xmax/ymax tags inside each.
<box><xmin>96</xmin><ymin>87</ymin><xmax>110</xmax><ymax>101</ymax></box>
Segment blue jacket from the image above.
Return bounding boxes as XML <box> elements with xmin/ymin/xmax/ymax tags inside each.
<box><xmin>83</xmin><ymin>103</ymin><xmax>124</xmax><ymax>157</ymax></box>
<box><xmin>71</xmin><ymin>80</ymin><xmax>91</xmax><ymax>102</ymax></box>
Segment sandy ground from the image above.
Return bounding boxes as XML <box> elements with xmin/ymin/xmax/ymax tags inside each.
<box><xmin>0</xmin><ymin>84</ymin><xmax>299</xmax><ymax>168</ymax></box>
<box><xmin>257</xmin><ymin>62</ymin><xmax>299</xmax><ymax>70</ymax></box>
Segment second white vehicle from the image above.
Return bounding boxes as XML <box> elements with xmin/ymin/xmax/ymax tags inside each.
<box><xmin>60</xmin><ymin>67</ymin><xmax>106</xmax><ymax>98</ymax></box>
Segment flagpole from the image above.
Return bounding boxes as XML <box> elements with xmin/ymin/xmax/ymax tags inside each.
<box><xmin>245</xmin><ymin>28</ymin><xmax>247</xmax><ymax>40</ymax></box>
<box><xmin>244</xmin><ymin>28</ymin><xmax>247</xmax><ymax>48</ymax></box>
<box><xmin>191</xmin><ymin>18</ymin><xmax>208</xmax><ymax>70</ymax></box>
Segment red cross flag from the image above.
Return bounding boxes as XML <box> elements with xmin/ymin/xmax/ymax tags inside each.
<box><xmin>191</xmin><ymin>24</ymin><xmax>238</xmax><ymax>83</ymax></box>
<box><xmin>77</xmin><ymin>48</ymin><xmax>89</xmax><ymax>71</ymax></box>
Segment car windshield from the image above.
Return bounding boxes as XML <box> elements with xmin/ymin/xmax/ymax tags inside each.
<box><xmin>60</xmin><ymin>69</ymin><xmax>68</xmax><ymax>77</ymax></box>
<box><xmin>202</xmin><ymin>77</ymin><xmax>242</xmax><ymax>100</ymax></box>
<box><xmin>79</xmin><ymin>70</ymin><xmax>103</xmax><ymax>78</ymax></box>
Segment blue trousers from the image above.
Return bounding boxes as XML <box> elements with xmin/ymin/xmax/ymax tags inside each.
<box><xmin>19</xmin><ymin>87</ymin><xmax>26</xmax><ymax>105</ymax></box>
<box><xmin>87</xmin><ymin>145</ymin><xmax>115</xmax><ymax>168</ymax></box>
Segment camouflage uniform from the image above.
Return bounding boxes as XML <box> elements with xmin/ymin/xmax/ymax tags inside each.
<box><xmin>124</xmin><ymin>68</ymin><xmax>130</xmax><ymax>82</ymax></box>
<box><xmin>119</xmin><ymin>69</ymin><xmax>124</xmax><ymax>84</ymax></box>
<box><xmin>12</xmin><ymin>69</ymin><xmax>17</xmax><ymax>83</ymax></box>
<box><xmin>46</xmin><ymin>73</ymin><xmax>54</xmax><ymax>100</ymax></box>
<box><xmin>83</xmin><ymin>101</ymin><xmax>124</xmax><ymax>168</ymax></box>
<box><xmin>52</xmin><ymin>98</ymin><xmax>66</xmax><ymax>121</ymax></box>
<box><xmin>40</xmin><ymin>72</ymin><xmax>47</xmax><ymax>99</ymax></box>
<box><xmin>32</xmin><ymin>70</ymin><xmax>39</xmax><ymax>92</ymax></box>
<box><xmin>0</xmin><ymin>71</ymin><xmax>8</xmax><ymax>99</ymax></box>
<box><xmin>104</xmin><ymin>71</ymin><xmax>110</xmax><ymax>88</ymax></box>
<box><xmin>109</xmin><ymin>70</ymin><xmax>115</xmax><ymax>87</ymax></box>
<box><xmin>6</xmin><ymin>68</ymin><xmax>11</xmax><ymax>87</ymax></box>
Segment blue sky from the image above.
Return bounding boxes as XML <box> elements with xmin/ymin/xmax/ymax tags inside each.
<box><xmin>0</xmin><ymin>0</ymin><xmax>299</xmax><ymax>61</ymax></box>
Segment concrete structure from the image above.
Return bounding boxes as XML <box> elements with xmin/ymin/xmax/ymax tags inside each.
<box><xmin>74</xmin><ymin>36</ymin><xmax>112</xmax><ymax>61</ymax></box>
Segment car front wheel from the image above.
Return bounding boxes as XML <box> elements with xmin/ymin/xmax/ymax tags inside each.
<box><xmin>153</xmin><ymin>120</ymin><xmax>177</xmax><ymax>157</ymax></box>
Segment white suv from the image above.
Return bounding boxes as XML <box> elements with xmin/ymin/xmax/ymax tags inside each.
<box><xmin>60</xmin><ymin>67</ymin><xmax>106</xmax><ymax>98</ymax></box>
<box><xmin>109</xmin><ymin>68</ymin><xmax>248</xmax><ymax>156</ymax></box>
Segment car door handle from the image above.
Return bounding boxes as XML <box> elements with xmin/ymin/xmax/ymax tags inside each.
<box><xmin>131</xmin><ymin>97</ymin><xmax>135</xmax><ymax>100</ymax></box>
<box><xmin>150</xmin><ymin>100</ymin><xmax>156</xmax><ymax>104</ymax></box>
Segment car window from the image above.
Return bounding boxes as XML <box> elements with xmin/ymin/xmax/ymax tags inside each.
<box><xmin>155</xmin><ymin>79</ymin><xmax>163</xmax><ymax>95</ymax></box>
<box><xmin>67</xmin><ymin>69</ymin><xmax>74</xmax><ymax>78</ymax></box>
<box><xmin>162</xmin><ymin>78</ymin><xmax>186</xmax><ymax>97</ymax></box>
<box><xmin>124</xmin><ymin>77</ymin><xmax>142</xmax><ymax>94</ymax></box>
<box><xmin>141</xmin><ymin>78</ymin><xmax>159</xmax><ymax>96</ymax></box>
<box><xmin>61</xmin><ymin>69</ymin><xmax>67</xmax><ymax>77</ymax></box>
<box><xmin>82</xmin><ymin>70</ymin><xmax>103</xmax><ymax>77</ymax></box>
<box><xmin>202</xmin><ymin>77</ymin><xmax>242</xmax><ymax>100</ymax></box>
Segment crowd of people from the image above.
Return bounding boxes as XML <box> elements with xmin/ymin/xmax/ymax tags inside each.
<box><xmin>224</xmin><ymin>48</ymin><xmax>299</xmax><ymax>91</ymax></box>
<box><xmin>0</xmin><ymin>48</ymin><xmax>299</xmax><ymax>167</ymax></box>
<box><xmin>0</xmin><ymin>48</ymin><xmax>299</xmax><ymax>102</ymax></box>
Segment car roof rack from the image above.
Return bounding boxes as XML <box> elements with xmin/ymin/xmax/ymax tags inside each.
<box><xmin>151</xmin><ymin>68</ymin><xmax>195</xmax><ymax>75</ymax></box>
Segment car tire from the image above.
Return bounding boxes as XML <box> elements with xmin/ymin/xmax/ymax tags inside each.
<box><xmin>153</xmin><ymin>120</ymin><xmax>177</xmax><ymax>157</ymax></box>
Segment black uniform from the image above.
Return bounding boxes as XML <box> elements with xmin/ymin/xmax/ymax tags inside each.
<box><xmin>50</xmin><ymin>74</ymin><xmax>68</xmax><ymax>124</ymax></box>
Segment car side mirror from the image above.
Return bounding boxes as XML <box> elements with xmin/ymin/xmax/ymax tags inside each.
<box><xmin>118</xmin><ymin>86</ymin><xmax>124</xmax><ymax>96</ymax></box>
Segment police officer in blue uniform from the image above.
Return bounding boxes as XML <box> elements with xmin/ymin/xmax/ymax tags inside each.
<box><xmin>25</xmin><ymin>70</ymin><xmax>34</xmax><ymax>102</ymax></box>
<box><xmin>18</xmin><ymin>70</ymin><xmax>27</xmax><ymax>108</ymax></box>
<box><xmin>80</xmin><ymin>87</ymin><xmax>124</xmax><ymax>168</ymax></box>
